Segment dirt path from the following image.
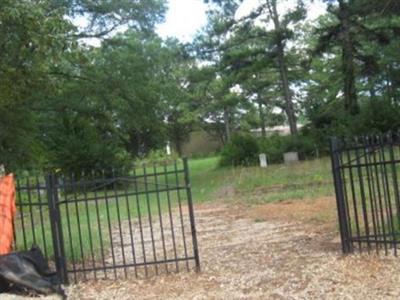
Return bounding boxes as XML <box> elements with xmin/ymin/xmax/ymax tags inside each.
<box><xmin>67</xmin><ymin>199</ymin><xmax>400</xmax><ymax>299</ymax></box>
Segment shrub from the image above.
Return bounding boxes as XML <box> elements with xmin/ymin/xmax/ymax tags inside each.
<box><xmin>304</xmin><ymin>98</ymin><xmax>400</xmax><ymax>151</ymax></box>
<box><xmin>284</xmin><ymin>134</ymin><xmax>317</xmax><ymax>160</ymax></box>
<box><xmin>135</xmin><ymin>149</ymin><xmax>179</xmax><ymax>165</ymax></box>
<box><xmin>220</xmin><ymin>134</ymin><xmax>259</xmax><ymax>166</ymax></box>
<box><xmin>220</xmin><ymin>132</ymin><xmax>318</xmax><ymax>167</ymax></box>
<box><xmin>353</xmin><ymin>99</ymin><xmax>400</xmax><ymax>135</ymax></box>
<box><xmin>258</xmin><ymin>134</ymin><xmax>285</xmax><ymax>163</ymax></box>
<box><xmin>258</xmin><ymin>133</ymin><xmax>317</xmax><ymax>164</ymax></box>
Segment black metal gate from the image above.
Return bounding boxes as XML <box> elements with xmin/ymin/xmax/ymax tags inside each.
<box><xmin>331</xmin><ymin>134</ymin><xmax>400</xmax><ymax>254</ymax></box>
<box><xmin>13</xmin><ymin>158</ymin><xmax>200</xmax><ymax>283</ymax></box>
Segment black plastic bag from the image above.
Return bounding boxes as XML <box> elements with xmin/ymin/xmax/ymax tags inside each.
<box><xmin>0</xmin><ymin>245</ymin><xmax>65</xmax><ymax>297</ymax></box>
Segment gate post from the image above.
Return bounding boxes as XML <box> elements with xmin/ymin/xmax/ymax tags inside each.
<box><xmin>330</xmin><ymin>138</ymin><xmax>351</xmax><ymax>253</ymax></box>
<box><xmin>46</xmin><ymin>173</ymin><xmax>69</xmax><ymax>284</ymax></box>
<box><xmin>183</xmin><ymin>158</ymin><xmax>200</xmax><ymax>271</ymax></box>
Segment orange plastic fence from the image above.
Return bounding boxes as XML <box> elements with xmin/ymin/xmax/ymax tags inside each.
<box><xmin>0</xmin><ymin>174</ymin><xmax>16</xmax><ymax>255</ymax></box>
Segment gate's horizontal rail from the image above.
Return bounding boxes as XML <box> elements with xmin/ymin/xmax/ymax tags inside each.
<box><xmin>68</xmin><ymin>256</ymin><xmax>196</xmax><ymax>275</ymax></box>
<box><xmin>339</xmin><ymin>159</ymin><xmax>400</xmax><ymax>169</ymax></box>
<box><xmin>59</xmin><ymin>169</ymin><xmax>185</xmax><ymax>188</ymax></box>
<box><xmin>16</xmin><ymin>185</ymin><xmax>46</xmax><ymax>191</ymax></box>
<box><xmin>58</xmin><ymin>186</ymin><xmax>187</xmax><ymax>205</ymax></box>
<box><xmin>16</xmin><ymin>202</ymin><xmax>49</xmax><ymax>207</ymax></box>
<box><xmin>351</xmin><ymin>236</ymin><xmax>400</xmax><ymax>242</ymax></box>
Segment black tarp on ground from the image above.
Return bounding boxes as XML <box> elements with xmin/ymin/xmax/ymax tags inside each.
<box><xmin>0</xmin><ymin>246</ymin><xmax>65</xmax><ymax>298</ymax></box>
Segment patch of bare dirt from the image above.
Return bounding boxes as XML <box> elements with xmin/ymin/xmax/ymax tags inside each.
<box><xmin>67</xmin><ymin>201</ymin><xmax>400</xmax><ymax>300</ymax></box>
<box><xmin>247</xmin><ymin>181</ymin><xmax>333</xmax><ymax>195</ymax></box>
<box><xmin>247</xmin><ymin>197</ymin><xmax>337</xmax><ymax>230</ymax></box>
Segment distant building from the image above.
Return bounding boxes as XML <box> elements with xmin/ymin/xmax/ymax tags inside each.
<box><xmin>172</xmin><ymin>129</ymin><xmax>223</xmax><ymax>157</ymax></box>
<box><xmin>250</xmin><ymin>124</ymin><xmax>304</xmax><ymax>137</ymax></box>
<box><xmin>174</xmin><ymin>124</ymin><xmax>304</xmax><ymax>157</ymax></box>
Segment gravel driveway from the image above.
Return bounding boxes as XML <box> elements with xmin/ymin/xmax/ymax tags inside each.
<box><xmin>64</xmin><ymin>199</ymin><xmax>400</xmax><ymax>299</ymax></box>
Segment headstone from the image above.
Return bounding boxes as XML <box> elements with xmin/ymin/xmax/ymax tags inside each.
<box><xmin>283</xmin><ymin>152</ymin><xmax>299</xmax><ymax>164</ymax></box>
<box><xmin>259</xmin><ymin>153</ymin><xmax>268</xmax><ymax>168</ymax></box>
<box><xmin>166</xmin><ymin>141</ymin><xmax>171</xmax><ymax>156</ymax></box>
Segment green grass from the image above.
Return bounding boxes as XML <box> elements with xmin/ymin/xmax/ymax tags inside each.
<box><xmin>189</xmin><ymin>156</ymin><xmax>334</xmax><ymax>204</ymax></box>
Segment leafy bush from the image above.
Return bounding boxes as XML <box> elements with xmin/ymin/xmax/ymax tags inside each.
<box><xmin>45</xmin><ymin>118</ymin><xmax>130</xmax><ymax>175</ymax></box>
<box><xmin>257</xmin><ymin>134</ymin><xmax>285</xmax><ymax>163</ymax></box>
<box><xmin>283</xmin><ymin>134</ymin><xmax>317</xmax><ymax>160</ymax></box>
<box><xmin>135</xmin><ymin>149</ymin><xmax>178</xmax><ymax>164</ymax></box>
<box><xmin>258</xmin><ymin>134</ymin><xmax>317</xmax><ymax>164</ymax></box>
<box><xmin>353</xmin><ymin>99</ymin><xmax>400</xmax><ymax>135</ymax></box>
<box><xmin>219</xmin><ymin>130</ymin><xmax>320</xmax><ymax>167</ymax></box>
<box><xmin>220</xmin><ymin>134</ymin><xmax>259</xmax><ymax>166</ymax></box>
<box><xmin>304</xmin><ymin>98</ymin><xmax>400</xmax><ymax>151</ymax></box>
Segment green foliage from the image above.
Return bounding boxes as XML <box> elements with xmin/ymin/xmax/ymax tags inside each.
<box><xmin>43</xmin><ymin>115</ymin><xmax>130</xmax><ymax>174</ymax></box>
<box><xmin>0</xmin><ymin>0</ymin><xmax>74</xmax><ymax>171</ymax></box>
<box><xmin>353</xmin><ymin>99</ymin><xmax>400</xmax><ymax>134</ymax></box>
<box><xmin>194</xmin><ymin>0</ymin><xmax>306</xmax><ymax>139</ymax></box>
<box><xmin>64</xmin><ymin>0</ymin><xmax>167</xmax><ymax>35</ymax></box>
<box><xmin>219</xmin><ymin>132</ymin><xmax>318</xmax><ymax>168</ymax></box>
<box><xmin>258</xmin><ymin>135</ymin><xmax>283</xmax><ymax>164</ymax></box>
<box><xmin>2</xmin><ymin>0</ymin><xmax>400</xmax><ymax>175</ymax></box>
<box><xmin>135</xmin><ymin>149</ymin><xmax>178</xmax><ymax>165</ymax></box>
<box><xmin>0</xmin><ymin>0</ymin><xmax>171</xmax><ymax>172</ymax></box>
<box><xmin>304</xmin><ymin>97</ymin><xmax>400</xmax><ymax>150</ymax></box>
<box><xmin>313</xmin><ymin>0</ymin><xmax>400</xmax><ymax>115</ymax></box>
<box><xmin>220</xmin><ymin>134</ymin><xmax>259</xmax><ymax>166</ymax></box>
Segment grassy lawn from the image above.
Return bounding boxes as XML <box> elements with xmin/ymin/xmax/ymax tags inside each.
<box><xmin>190</xmin><ymin>156</ymin><xmax>334</xmax><ymax>204</ymax></box>
<box><xmin>14</xmin><ymin>156</ymin><xmax>335</xmax><ymax>263</ymax></box>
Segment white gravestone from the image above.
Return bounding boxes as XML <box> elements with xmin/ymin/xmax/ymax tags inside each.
<box><xmin>259</xmin><ymin>153</ymin><xmax>268</xmax><ymax>168</ymax></box>
<box><xmin>284</xmin><ymin>152</ymin><xmax>299</xmax><ymax>164</ymax></box>
<box><xmin>166</xmin><ymin>141</ymin><xmax>171</xmax><ymax>156</ymax></box>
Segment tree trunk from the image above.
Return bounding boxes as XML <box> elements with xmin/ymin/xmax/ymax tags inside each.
<box><xmin>173</xmin><ymin>126</ymin><xmax>184</xmax><ymax>157</ymax></box>
<box><xmin>175</xmin><ymin>139</ymin><xmax>183</xmax><ymax>157</ymax></box>
<box><xmin>258</xmin><ymin>100</ymin><xmax>266</xmax><ymax>138</ymax></box>
<box><xmin>128</xmin><ymin>131</ymin><xmax>141</xmax><ymax>157</ymax></box>
<box><xmin>387</xmin><ymin>65</ymin><xmax>396</xmax><ymax>102</ymax></box>
<box><xmin>223</xmin><ymin>107</ymin><xmax>231</xmax><ymax>142</ymax></box>
<box><xmin>339</xmin><ymin>0</ymin><xmax>358</xmax><ymax>114</ymax></box>
<box><xmin>268</xmin><ymin>0</ymin><xmax>298</xmax><ymax>135</ymax></box>
<box><xmin>368</xmin><ymin>76</ymin><xmax>376</xmax><ymax>100</ymax></box>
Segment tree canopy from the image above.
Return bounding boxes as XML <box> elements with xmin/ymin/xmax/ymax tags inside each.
<box><xmin>1</xmin><ymin>0</ymin><xmax>399</xmax><ymax>171</ymax></box>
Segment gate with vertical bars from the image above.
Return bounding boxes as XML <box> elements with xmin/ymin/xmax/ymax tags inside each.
<box><xmin>13</xmin><ymin>158</ymin><xmax>200</xmax><ymax>283</ymax></box>
<box><xmin>331</xmin><ymin>134</ymin><xmax>400</xmax><ymax>254</ymax></box>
